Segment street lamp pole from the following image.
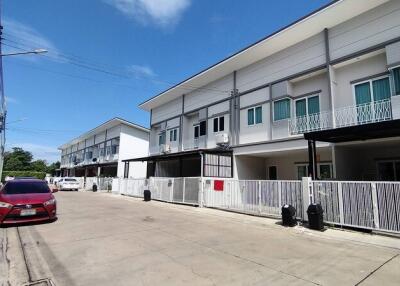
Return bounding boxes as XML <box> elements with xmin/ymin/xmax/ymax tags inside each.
<box><xmin>1</xmin><ymin>49</ymin><xmax>48</xmax><ymax>57</ymax></box>
<box><xmin>0</xmin><ymin>0</ymin><xmax>6</xmax><ymax>181</ymax></box>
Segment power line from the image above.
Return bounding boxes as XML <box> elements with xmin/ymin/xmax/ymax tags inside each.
<box><xmin>2</xmin><ymin>34</ymin><xmax>231</xmax><ymax>95</ymax></box>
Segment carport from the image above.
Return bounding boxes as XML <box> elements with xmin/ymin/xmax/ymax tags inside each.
<box><xmin>304</xmin><ymin>119</ymin><xmax>400</xmax><ymax>180</ymax></box>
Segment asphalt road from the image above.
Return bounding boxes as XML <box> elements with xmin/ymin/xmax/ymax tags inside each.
<box><xmin>1</xmin><ymin>191</ymin><xmax>400</xmax><ymax>286</ymax></box>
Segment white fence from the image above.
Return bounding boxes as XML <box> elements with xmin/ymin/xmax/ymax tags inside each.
<box><xmin>50</xmin><ymin>176</ymin><xmax>114</xmax><ymax>192</ymax></box>
<box><xmin>313</xmin><ymin>181</ymin><xmax>400</xmax><ymax>233</ymax></box>
<box><xmin>202</xmin><ymin>179</ymin><xmax>304</xmax><ymax>219</ymax></box>
<box><xmin>113</xmin><ymin>177</ymin><xmax>400</xmax><ymax>234</ymax></box>
<box><xmin>112</xmin><ymin>177</ymin><xmax>200</xmax><ymax>205</ymax></box>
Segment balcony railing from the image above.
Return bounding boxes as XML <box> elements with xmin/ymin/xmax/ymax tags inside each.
<box><xmin>289</xmin><ymin>99</ymin><xmax>393</xmax><ymax>135</ymax></box>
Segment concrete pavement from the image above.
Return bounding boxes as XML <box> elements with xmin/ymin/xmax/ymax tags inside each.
<box><xmin>1</xmin><ymin>191</ymin><xmax>400</xmax><ymax>285</ymax></box>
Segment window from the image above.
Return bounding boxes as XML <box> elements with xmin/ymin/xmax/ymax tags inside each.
<box><xmin>247</xmin><ymin>106</ymin><xmax>262</xmax><ymax>125</ymax></box>
<box><xmin>194</xmin><ymin>120</ymin><xmax>206</xmax><ymax>139</ymax></box>
<box><xmin>213</xmin><ymin>116</ymin><xmax>225</xmax><ymax>132</ymax></box>
<box><xmin>169</xmin><ymin>129</ymin><xmax>177</xmax><ymax>142</ymax></box>
<box><xmin>273</xmin><ymin>99</ymin><xmax>291</xmax><ymax>121</ymax></box>
<box><xmin>295</xmin><ymin>163</ymin><xmax>333</xmax><ymax>180</ymax></box>
<box><xmin>199</xmin><ymin>120</ymin><xmax>207</xmax><ymax>136</ymax></box>
<box><xmin>354</xmin><ymin>77</ymin><xmax>391</xmax><ymax>104</ymax></box>
<box><xmin>295</xmin><ymin>95</ymin><xmax>320</xmax><ymax>117</ymax></box>
<box><xmin>377</xmin><ymin>160</ymin><xmax>400</xmax><ymax>181</ymax></box>
<box><xmin>194</xmin><ymin>125</ymin><xmax>199</xmax><ymax>139</ymax></box>
<box><xmin>268</xmin><ymin>166</ymin><xmax>277</xmax><ymax>180</ymax></box>
<box><xmin>158</xmin><ymin>132</ymin><xmax>166</xmax><ymax>145</ymax></box>
<box><xmin>111</xmin><ymin>138</ymin><xmax>119</xmax><ymax>155</ymax></box>
<box><xmin>392</xmin><ymin>67</ymin><xmax>400</xmax><ymax>96</ymax></box>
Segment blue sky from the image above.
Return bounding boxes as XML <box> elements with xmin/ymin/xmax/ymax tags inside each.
<box><xmin>3</xmin><ymin>0</ymin><xmax>329</xmax><ymax>162</ymax></box>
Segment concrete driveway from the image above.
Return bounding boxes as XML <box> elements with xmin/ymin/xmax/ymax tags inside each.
<box><xmin>1</xmin><ymin>191</ymin><xmax>400</xmax><ymax>286</ymax></box>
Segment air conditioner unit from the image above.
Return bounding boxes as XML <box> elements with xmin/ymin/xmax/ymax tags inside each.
<box><xmin>159</xmin><ymin>144</ymin><xmax>171</xmax><ymax>154</ymax></box>
<box><xmin>215</xmin><ymin>133</ymin><xmax>229</xmax><ymax>145</ymax></box>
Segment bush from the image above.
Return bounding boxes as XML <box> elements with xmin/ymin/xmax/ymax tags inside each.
<box><xmin>2</xmin><ymin>171</ymin><xmax>47</xmax><ymax>182</ymax></box>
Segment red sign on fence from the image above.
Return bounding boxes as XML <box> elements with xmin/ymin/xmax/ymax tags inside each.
<box><xmin>214</xmin><ymin>180</ymin><xmax>224</xmax><ymax>191</ymax></box>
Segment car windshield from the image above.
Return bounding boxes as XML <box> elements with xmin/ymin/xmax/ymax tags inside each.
<box><xmin>65</xmin><ymin>178</ymin><xmax>77</xmax><ymax>182</ymax></box>
<box><xmin>2</xmin><ymin>181</ymin><xmax>51</xmax><ymax>194</ymax></box>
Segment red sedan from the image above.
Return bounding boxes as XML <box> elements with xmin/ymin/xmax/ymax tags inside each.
<box><xmin>0</xmin><ymin>179</ymin><xmax>57</xmax><ymax>225</ymax></box>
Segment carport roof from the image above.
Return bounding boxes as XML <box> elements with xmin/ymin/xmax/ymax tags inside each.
<box><xmin>304</xmin><ymin>119</ymin><xmax>400</xmax><ymax>143</ymax></box>
<box><xmin>123</xmin><ymin>148</ymin><xmax>232</xmax><ymax>162</ymax></box>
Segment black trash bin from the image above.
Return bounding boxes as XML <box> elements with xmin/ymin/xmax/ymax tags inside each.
<box><xmin>143</xmin><ymin>190</ymin><xmax>151</xmax><ymax>201</ymax></box>
<box><xmin>92</xmin><ymin>184</ymin><xmax>97</xmax><ymax>192</ymax></box>
<box><xmin>307</xmin><ymin>204</ymin><xmax>324</xmax><ymax>230</ymax></box>
<box><xmin>281</xmin><ymin>205</ymin><xmax>296</xmax><ymax>227</ymax></box>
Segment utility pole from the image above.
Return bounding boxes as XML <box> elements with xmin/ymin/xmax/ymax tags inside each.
<box><xmin>0</xmin><ymin>0</ymin><xmax>6</xmax><ymax>181</ymax></box>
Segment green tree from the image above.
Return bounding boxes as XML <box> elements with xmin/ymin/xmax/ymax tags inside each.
<box><xmin>46</xmin><ymin>161</ymin><xmax>61</xmax><ymax>176</ymax></box>
<box><xmin>30</xmin><ymin>160</ymin><xmax>48</xmax><ymax>172</ymax></box>
<box><xmin>3</xmin><ymin>147</ymin><xmax>33</xmax><ymax>171</ymax></box>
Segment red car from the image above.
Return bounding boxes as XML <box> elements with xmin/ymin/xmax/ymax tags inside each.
<box><xmin>0</xmin><ymin>179</ymin><xmax>57</xmax><ymax>225</ymax></box>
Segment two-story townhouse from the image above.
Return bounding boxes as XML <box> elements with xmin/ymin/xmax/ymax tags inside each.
<box><xmin>128</xmin><ymin>0</ymin><xmax>400</xmax><ymax>181</ymax></box>
<box><xmin>59</xmin><ymin>118</ymin><xmax>149</xmax><ymax>179</ymax></box>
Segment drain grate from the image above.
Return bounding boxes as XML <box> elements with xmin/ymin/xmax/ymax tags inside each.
<box><xmin>23</xmin><ymin>278</ymin><xmax>55</xmax><ymax>286</ymax></box>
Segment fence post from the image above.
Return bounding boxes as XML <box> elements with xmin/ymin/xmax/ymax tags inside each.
<box><xmin>278</xmin><ymin>181</ymin><xmax>282</xmax><ymax>208</ymax></box>
<box><xmin>182</xmin><ymin>178</ymin><xmax>186</xmax><ymax>203</ymax></box>
<box><xmin>170</xmin><ymin>178</ymin><xmax>174</xmax><ymax>202</ymax></box>
<box><xmin>258</xmin><ymin>181</ymin><xmax>262</xmax><ymax>214</ymax></box>
<box><xmin>371</xmin><ymin>182</ymin><xmax>380</xmax><ymax>229</ymax></box>
<box><xmin>337</xmin><ymin>181</ymin><xmax>344</xmax><ymax>225</ymax></box>
<box><xmin>302</xmin><ymin>177</ymin><xmax>313</xmax><ymax>221</ymax></box>
<box><xmin>199</xmin><ymin>177</ymin><xmax>204</xmax><ymax>208</ymax></box>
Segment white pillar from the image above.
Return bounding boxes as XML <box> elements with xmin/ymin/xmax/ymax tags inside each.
<box><xmin>302</xmin><ymin>177</ymin><xmax>313</xmax><ymax>221</ymax></box>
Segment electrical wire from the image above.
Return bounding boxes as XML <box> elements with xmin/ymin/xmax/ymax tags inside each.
<box><xmin>2</xmin><ymin>34</ymin><xmax>231</xmax><ymax>95</ymax></box>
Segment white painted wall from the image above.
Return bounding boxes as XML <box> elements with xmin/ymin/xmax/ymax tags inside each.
<box><xmin>264</xmin><ymin>148</ymin><xmax>332</xmax><ymax>180</ymax></box>
<box><xmin>118</xmin><ymin>125</ymin><xmax>149</xmax><ymax>178</ymax></box>
<box><xmin>152</xmin><ymin>97</ymin><xmax>182</xmax><ymax>124</ymax></box>
<box><xmin>207</xmin><ymin>113</ymin><xmax>230</xmax><ymax>148</ymax></box>
<box><xmin>236</xmin><ymin>32</ymin><xmax>325</xmax><ymax>92</ymax></box>
<box><xmin>334</xmin><ymin>53</ymin><xmax>387</xmax><ymax>108</ymax></box>
<box><xmin>329</xmin><ymin>0</ymin><xmax>400</xmax><ymax>61</ymax></box>
<box><xmin>184</xmin><ymin>74</ymin><xmax>233</xmax><ymax>113</ymax></box>
<box><xmin>239</xmin><ymin>102</ymin><xmax>270</xmax><ymax>144</ymax></box>
<box><xmin>291</xmin><ymin>72</ymin><xmax>330</xmax><ymax>112</ymax></box>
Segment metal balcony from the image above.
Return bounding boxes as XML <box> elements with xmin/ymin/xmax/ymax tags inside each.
<box><xmin>289</xmin><ymin>99</ymin><xmax>393</xmax><ymax>135</ymax></box>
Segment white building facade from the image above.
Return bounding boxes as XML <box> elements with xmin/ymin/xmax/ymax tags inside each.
<box><xmin>59</xmin><ymin>118</ymin><xmax>149</xmax><ymax>179</ymax></box>
<box><xmin>135</xmin><ymin>0</ymin><xmax>400</xmax><ymax>181</ymax></box>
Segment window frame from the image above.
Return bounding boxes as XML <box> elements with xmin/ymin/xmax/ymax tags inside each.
<box><xmin>247</xmin><ymin>105</ymin><xmax>263</xmax><ymax>126</ymax></box>
<box><xmin>294</xmin><ymin>94</ymin><xmax>320</xmax><ymax>118</ymax></box>
<box><xmin>158</xmin><ymin>131</ymin><xmax>166</xmax><ymax>146</ymax></box>
<box><xmin>213</xmin><ymin>116</ymin><xmax>225</xmax><ymax>133</ymax></box>
<box><xmin>295</xmin><ymin>162</ymin><xmax>333</xmax><ymax>180</ymax></box>
<box><xmin>352</xmin><ymin>75</ymin><xmax>391</xmax><ymax>105</ymax></box>
<box><xmin>273</xmin><ymin>98</ymin><xmax>291</xmax><ymax>122</ymax></box>
<box><xmin>169</xmin><ymin>128</ymin><xmax>178</xmax><ymax>142</ymax></box>
<box><xmin>389</xmin><ymin>66</ymin><xmax>400</xmax><ymax>96</ymax></box>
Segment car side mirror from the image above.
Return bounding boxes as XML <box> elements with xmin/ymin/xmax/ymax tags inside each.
<box><xmin>52</xmin><ymin>188</ymin><xmax>59</xmax><ymax>193</ymax></box>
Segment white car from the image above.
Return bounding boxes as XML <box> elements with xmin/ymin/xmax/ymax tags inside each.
<box><xmin>58</xmin><ymin>178</ymin><xmax>80</xmax><ymax>191</ymax></box>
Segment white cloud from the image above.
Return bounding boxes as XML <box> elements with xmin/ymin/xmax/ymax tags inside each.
<box><xmin>7</xmin><ymin>143</ymin><xmax>60</xmax><ymax>163</ymax></box>
<box><xmin>128</xmin><ymin>64</ymin><xmax>156</xmax><ymax>78</ymax></box>
<box><xmin>3</xmin><ymin>18</ymin><xmax>60</xmax><ymax>62</ymax></box>
<box><xmin>104</xmin><ymin>0</ymin><xmax>191</xmax><ymax>28</ymax></box>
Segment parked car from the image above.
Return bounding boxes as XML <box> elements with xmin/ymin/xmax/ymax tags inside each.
<box><xmin>0</xmin><ymin>179</ymin><xmax>57</xmax><ymax>225</ymax></box>
<box><xmin>58</xmin><ymin>178</ymin><xmax>80</xmax><ymax>191</ymax></box>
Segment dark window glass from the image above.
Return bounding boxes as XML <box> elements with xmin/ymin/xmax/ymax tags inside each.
<box><xmin>199</xmin><ymin>120</ymin><xmax>206</xmax><ymax>136</ymax></box>
<box><xmin>268</xmin><ymin>166</ymin><xmax>277</xmax><ymax>180</ymax></box>
<box><xmin>219</xmin><ymin>116</ymin><xmax>225</xmax><ymax>131</ymax></box>
<box><xmin>194</xmin><ymin>126</ymin><xmax>199</xmax><ymax>138</ymax></box>
<box><xmin>213</xmin><ymin>118</ymin><xmax>218</xmax><ymax>132</ymax></box>
<box><xmin>3</xmin><ymin>181</ymin><xmax>50</xmax><ymax>194</ymax></box>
